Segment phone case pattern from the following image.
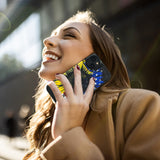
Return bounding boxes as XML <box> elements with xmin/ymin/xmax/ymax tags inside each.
<box><xmin>53</xmin><ymin>53</ymin><xmax>110</xmax><ymax>96</ymax></box>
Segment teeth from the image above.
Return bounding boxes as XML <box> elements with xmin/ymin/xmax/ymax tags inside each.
<box><xmin>45</xmin><ymin>54</ymin><xmax>58</xmax><ymax>60</ymax></box>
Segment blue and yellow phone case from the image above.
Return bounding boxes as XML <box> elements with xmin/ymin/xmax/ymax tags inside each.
<box><xmin>47</xmin><ymin>53</ymin><xmax>111</xmax><ymax>101</ymax></box>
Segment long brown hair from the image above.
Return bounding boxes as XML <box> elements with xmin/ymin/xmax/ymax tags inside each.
<box><xmin>23</xmin><ymin>10</ymin><xmax>130</xmax><ymax>159</ymax></box>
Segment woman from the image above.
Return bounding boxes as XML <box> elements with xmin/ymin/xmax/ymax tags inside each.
<box><xmin>23</xmin><ymin>11</ymin><xmax>160</xmax><ymax>160</ymax></box>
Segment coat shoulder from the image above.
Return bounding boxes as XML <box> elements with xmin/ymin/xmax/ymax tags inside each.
<box><xmin>122</xmin><ymin>88</ymin><xmax>159</xmax><ymax>98</ymax></box>
<box><xmin>116</xmin><ymin>88</ymin><xmax>160</xmax><ymax>136</ymax></box>
<box><xmin>115</xmin><ymin>88</ymin><xmax>160</xmax><ymax>159</ymax></box>
<box><xmin>119</xmin><ymin>88</ymin><xmax>160</xmax><ymax>107</ymax></box>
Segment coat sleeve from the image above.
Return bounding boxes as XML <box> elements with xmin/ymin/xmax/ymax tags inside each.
<box><xmin>40</xmin><ymin>127</ymin><xmax>104</xmax><ymax>160</ymax></box>
<box><xmin>116</xmin><ymin>89</ymin><xmax>160</xmax><ymax>160</ymax></box>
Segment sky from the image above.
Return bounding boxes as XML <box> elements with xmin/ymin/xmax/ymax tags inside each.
<box><xmin>0</xmin><ymin>13</ymin><xmax>41</xmax><ymax>68</ymax></box>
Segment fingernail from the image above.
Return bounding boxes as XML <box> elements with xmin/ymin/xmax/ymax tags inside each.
<box><xmin>55</xmin><ymin>73</ymin><xmax>60</xmax><ymax>78</ymax></box>
<box><xmin>76</xmin><ymin>65</ymin><xmax>80</xmax><ymax>70</ymax></box>
<box><xmin>92</xmin><ymin>77</ymin><xmax>95</xmax><ymax>81</ymax></box>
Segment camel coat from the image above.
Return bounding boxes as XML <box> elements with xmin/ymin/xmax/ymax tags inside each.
<box><xmin>40</xmin><ymin>88</ymin><xmax>160</xmax><ymax>160</ymax></box>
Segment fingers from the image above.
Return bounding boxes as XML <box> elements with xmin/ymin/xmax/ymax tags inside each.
<box><xmin>47</xmin><ymin>81</ymin><xmax>63</xmax><ymax>102</ymax></box>
<box><xmin>55</xmin><ymin>74</ymin><xmax>74</xmax><ymax>99</ymax></box>
<box><xmin>47</xmin><ymin>66</ymin><xmax>94</xmax><ymax>105</ymax></box>
<box><xmin>84</xmin><ymin>77</ymin><xmax>95</xmax><ymax>104</ymax></box>
<box><xmin>74</xmin><ymin>65</ymin><xmax>83</xmax><ymax>96</ymax></box>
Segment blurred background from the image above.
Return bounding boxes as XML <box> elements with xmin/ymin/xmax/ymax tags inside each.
<box><xmin>0</xmin><ymin>0</ymin><xmax>160</xmax><ymax>159</ymax></box>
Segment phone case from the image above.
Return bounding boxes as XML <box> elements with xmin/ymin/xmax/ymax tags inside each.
<box><xmin>47</xmin><ymin>53</ymin><xmax>111</xmax><ymax>102</ymax></box>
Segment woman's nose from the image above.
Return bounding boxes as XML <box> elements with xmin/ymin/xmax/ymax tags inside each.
<box><xmin>43</xmin><ymin>37</ymin><xmax>57</xmax><ymax>47</ymax></box>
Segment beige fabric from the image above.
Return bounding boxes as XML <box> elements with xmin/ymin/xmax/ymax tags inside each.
<box><xmin>41</xmin><ymin>88</ymin><xmax>160</xmax><ymax>160</ymax></box>
<box><xmin>41</xmin><ymin>127</ymin><xmax>104</xmax><ymax>160</ymax></box>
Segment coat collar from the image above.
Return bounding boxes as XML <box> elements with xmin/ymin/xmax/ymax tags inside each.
<box><xmin>90</xmin><ymin>86</ymin><xmax>127</xmax><ymax>113</ymax></box>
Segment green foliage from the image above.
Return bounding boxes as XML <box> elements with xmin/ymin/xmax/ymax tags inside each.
<box><xmin>0</xmin><ymin>54</ymin><xmax>24</xmax><ymax>80</ymax></box>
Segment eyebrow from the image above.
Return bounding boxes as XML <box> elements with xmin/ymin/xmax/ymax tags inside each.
<box><xmin>63</xmin><ymin>27</ymin><xmax>81</xmax><ymax>34</ymax></box>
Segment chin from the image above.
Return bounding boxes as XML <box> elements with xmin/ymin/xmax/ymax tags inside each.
<box><xmin>38</xmin><ymin>67</ymin><xmax>55</xmax><ymax>81</ymax></box>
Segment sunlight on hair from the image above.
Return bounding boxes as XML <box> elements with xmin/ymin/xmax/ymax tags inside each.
<box><xmin>67</xmin><ymin>10</ymin><xmax>96</xmax><ymax>24</ymax></box>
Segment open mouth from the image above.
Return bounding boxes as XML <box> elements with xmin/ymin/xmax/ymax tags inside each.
<box><xmin>43</xmin><ymin>51</ymin><xmax>61</xmax><ymax>61</ymax></box>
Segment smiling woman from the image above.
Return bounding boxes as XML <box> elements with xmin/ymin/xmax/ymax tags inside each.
<box><xmin>23</xmin><ymin>10</ymin><xmax>160</xmax><ymax>160</ymax></box>
<box><xmin>39</xmin><ymin>21</ymin><xmax>93</xmax><ymax>81</ymax></box>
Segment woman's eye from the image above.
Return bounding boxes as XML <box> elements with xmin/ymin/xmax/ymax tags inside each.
<box><xmin>64</xmin><ymin>33</ymin><xmax>75</xmax><ymax>38</ymax></box>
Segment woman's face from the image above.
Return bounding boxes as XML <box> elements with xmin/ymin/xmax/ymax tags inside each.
<box><xmin>39</xmin><ymin>21</ymin><xmax>93</xmax><ymax>81</ymax></box>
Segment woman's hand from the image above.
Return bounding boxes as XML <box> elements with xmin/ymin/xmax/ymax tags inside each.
<box><xmin>47</xmin><ymin>66</ymin><xmax>95</xmax><ymax>139</ymax></box>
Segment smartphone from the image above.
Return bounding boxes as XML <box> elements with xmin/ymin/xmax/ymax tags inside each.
<box><xmin>46</xmin><ymin>53</ymin><xmax>111</xmax><ymax>102</ymax></box>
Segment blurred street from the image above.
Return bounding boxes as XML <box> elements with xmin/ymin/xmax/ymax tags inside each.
<box><xmin>0</xmin><ymin>134</ymin><xmax>29</xmax><ymax>160</ymax></box>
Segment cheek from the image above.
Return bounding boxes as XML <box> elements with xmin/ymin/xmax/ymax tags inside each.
<box><xmin>60</xmin><ymin>40</ymin><xmax>87</xmax><ymax>52</ymax></box>
<box><xmin>60</xmin><ymin>42</ymin><xmax>80</xmax><ymax>59</ymax></box>
<box><xmin>60</xmin><ymin>41</ymin><xmax>73</xmax><ymax>51</ymax></box>
<box><xmin>59</xmin><ymin>40</ymin><xmax>93</xmax><ymax>68</ymax></box>
<box><xmin>61</xmin><ymin>41</ymin><xmax>91</xmax><ymax>58</ymax></box>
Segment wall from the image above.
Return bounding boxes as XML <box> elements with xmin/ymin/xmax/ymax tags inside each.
<box><xmin>108</xmin><ymin>1</ymin><xmax>160</xmax><ymax>92</ymax></box>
